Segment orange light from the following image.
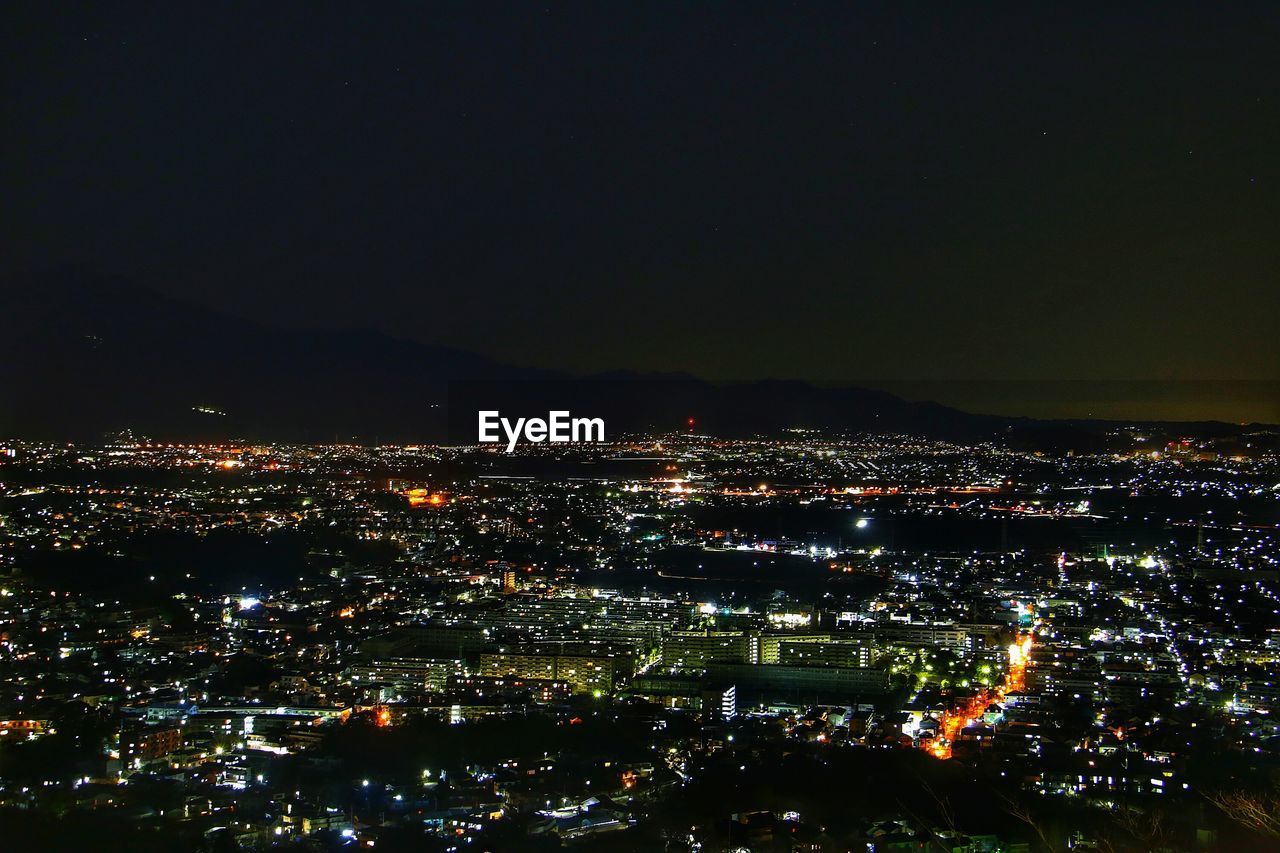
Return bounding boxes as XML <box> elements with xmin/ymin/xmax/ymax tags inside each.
<box><xmin>925</xmin><ymin>632</ymin><xmax>1033</xmax><ymax>761</ymax></box>
<box><xmin>405</xmin><ymin>488</ymin><xmax>446</xmax><ymax>507</ymax></box>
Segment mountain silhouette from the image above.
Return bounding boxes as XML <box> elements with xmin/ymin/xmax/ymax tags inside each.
<box><xmin>1</xmin><ymin>274</ymin><xmax>537</xmax><ymax>442</ymax></box>
<box><xmin>0</xmin><ymin>274</ymin><xmax>1251</xmax><ymax>449</ymax></box>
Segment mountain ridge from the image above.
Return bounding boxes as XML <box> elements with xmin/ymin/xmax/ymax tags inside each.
<box><xmin>0</xmin><ymin>275</ymin><xmax>1270</xmax><ymax>448</ymax></box>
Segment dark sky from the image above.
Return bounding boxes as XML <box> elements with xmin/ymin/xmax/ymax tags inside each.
<box><xmin>4</xmin><ymin>3</ymin><xmax>1278</xmax><ymax>393</ymax></box>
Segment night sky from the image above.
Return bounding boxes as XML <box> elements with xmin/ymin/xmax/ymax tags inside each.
<box><xmin>3</xmin><ymin>4</ymin><xmax>1278</xmax><ymax>413</ymax></box>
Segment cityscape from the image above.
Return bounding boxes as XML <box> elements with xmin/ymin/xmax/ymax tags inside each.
<box><xmin>5</xmin><ymin>2</ymin><xmax>1279</xmax><ymax>851</ymax></box>
<box><xmin>1</xmin><ymin>429</ymin><xmax>1278</xmax><ymax>849</ymax></box>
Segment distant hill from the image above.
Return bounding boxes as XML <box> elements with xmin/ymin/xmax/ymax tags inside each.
<box><xmin>0</xmin><ymin>274</ymin><xmax>538</xmax><ymax>442</ymax></box>
<box><xmin>0</xmin><ymin>274</ymin><xmax>1263</xmax><ymax>449</ymax></box>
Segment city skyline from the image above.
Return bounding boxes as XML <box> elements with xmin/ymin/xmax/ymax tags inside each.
<box><xmin>1</xmin><ymin>431</ymin><xmax>1277</xmax><ymax>850</ymax></box>
<box><xmin>3</xmin><ymin>4</ymin><xmax>1279</xmax><ymax>852</ymax></box>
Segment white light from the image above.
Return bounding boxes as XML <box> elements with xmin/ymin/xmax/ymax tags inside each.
<box><xmin>855</xmin><ymin>518</ymin><xmax>869</xmax><ymax>529</ymax></box>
